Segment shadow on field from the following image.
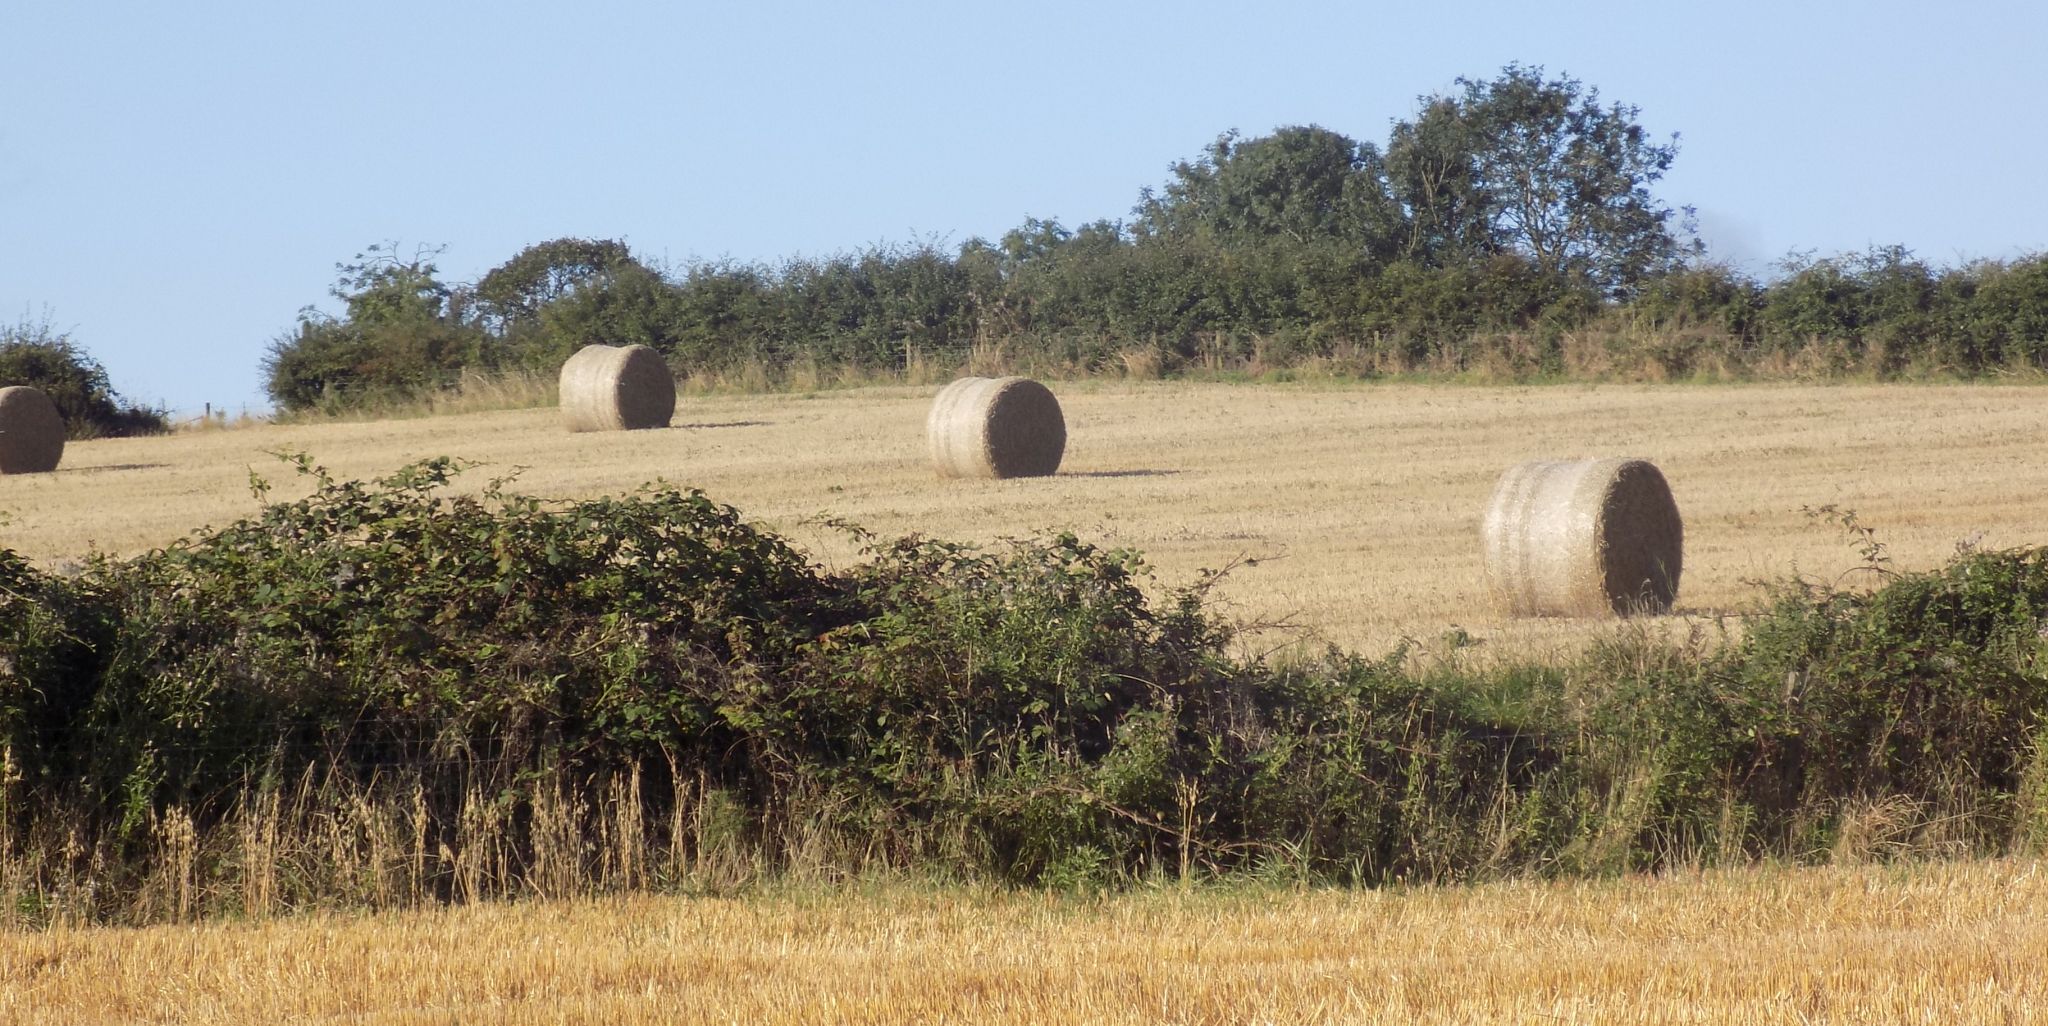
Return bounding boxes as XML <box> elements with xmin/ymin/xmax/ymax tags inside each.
<box><xmin>1064</xmin><ymin>469</ymin><xmax>1182</xmax><ymax>479</ymax></box>
<box><xmin>60</xmin><ymin>463</ymin><xmax>171</xmax><ymax>475</ymax></box>
<box><xmin>673</xmin><ymin>421</ymin><xmax>771</xmax><ymax>430</ymax></box>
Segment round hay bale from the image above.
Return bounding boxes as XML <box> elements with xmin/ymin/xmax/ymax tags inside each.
<box><xmin>0</xmin><ymin>385</ymin><xmax>65</xmax><ymax>475</ymax></box>
<box><xmin>558</xmin><ymin>344</ymin><xmax>675</xmax><ymax>432</ymax></box>
<box><xmin>927</xmin><ymin>376</ymin><xmax>1066</xmax><ymax>479</ymax></box>
<box><xmin>1481</xmin><ymin>457</ymin><xmax>1683</xmax><ymax>617</ymax></box>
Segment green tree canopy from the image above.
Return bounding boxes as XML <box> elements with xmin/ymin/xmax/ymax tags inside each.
<box><xmin>473</xmin><ymin>238</ymin><xmax>641</xmax><ymax>333</ymax></box>
<box><xmin>1133</xmin><ymin>125</ymin><xmax>1404</xmax><ymax>259</ymax></box>
<box><xmin>1389</xmin><ymin>64</ymin><xmax>1689</xmax><ymax>295</ymax></box>
<box><xmin>475</xmin><ymin>238</ymin><xmax>677</xmax><ymax>366</ymax></box>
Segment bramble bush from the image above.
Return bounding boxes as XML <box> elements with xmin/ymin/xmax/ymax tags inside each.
<box><xmin>4</xmin><ymin>460</ymin><xmax>2048</xmax><ymax>921</ymax></box>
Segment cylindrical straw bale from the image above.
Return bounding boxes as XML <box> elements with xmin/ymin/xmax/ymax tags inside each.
<box><xmin>558</xmin><ymin>344</ymin><xmax>675</xmax><ymax>432</ymax></box>
<box><xmin>927</xmin><ymin>376</ymin><xmax>1066</xmax><ymax>479</ymax></box>
<box><xmin>0</xmin><ymin>386</ymin><xmax>65</xmax><ymax>474</ymax></box>
<box><xmin>1481</xmin><ymin>458</ymin><xmax>1683</xmax><ymax>617</ymax></box>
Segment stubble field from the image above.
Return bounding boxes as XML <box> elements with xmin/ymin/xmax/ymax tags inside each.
<box><xmin>3</xmin><ymin>380</ymin><xmax>2040</xmax><ymax>658</ymax></box>
<box><xmin>6</xmin><ymin>859</ymin><xmax>2045</xmax><ymax>1024</ymax></box>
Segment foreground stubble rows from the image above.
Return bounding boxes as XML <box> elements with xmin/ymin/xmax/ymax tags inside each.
<box><xmin>4</xmin><ymin>860</ymin><xmax>2044</xmax><ymax>1024</ymax></box>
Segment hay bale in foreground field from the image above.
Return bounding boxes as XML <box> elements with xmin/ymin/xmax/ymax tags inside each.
<box><xmin>558</xmin><ymin>344</ymin><xmax>676</xmax><ymax>432</ymax></box>
<box><xmin>927</xmin><ymin>376</ymin><xmax>1066</xmax><ymax>479</ymax></box>
<box><xmin>0</xmin><ymin>385</ymin><xmax>65</xmax><ymax>474</ymax></box>
<box><xmin>1482</xmin><ymin>457</ymin><xmax>1682</xmax><ymax>617</ymax></box>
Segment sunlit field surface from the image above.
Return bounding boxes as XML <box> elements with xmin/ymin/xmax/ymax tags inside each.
<box><xmin>4</xmin><ymin>381</ymin><xmax>2039</xmax><ymax>657</ymax></box>
<box><xmin>6</xmin><ymin>859</ymin><xmax>2045</xmax><ymax>1025</ymax></box>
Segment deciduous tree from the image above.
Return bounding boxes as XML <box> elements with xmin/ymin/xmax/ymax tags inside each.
<box><xmin>1133</xmin><ymin>125</ymin><xmax>1403</xmax><ymax>260</ymax></box>
<box><xmin>1389</xmin><ymin>65</ymin><xmax>1689</xmax><ymax>295</ymax></box>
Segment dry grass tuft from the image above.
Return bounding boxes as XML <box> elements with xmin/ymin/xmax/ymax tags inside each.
<box><xmin>559</xmin><ymin>345</ymin><xmax>677</xmax><ymax>432</ymax></box>
<box><xmin>0</xmin><ymin>386</ymin><xmax>65</xmax><ymax>474</ymax></box>
<box><xmin>1482</xmin><ymin>457</ymin><xmax>1683</xmax><ymax>617</ymax></box>
<box><xmin>927</xmin><ymin>376</ymin><xmax>1066</xmax><ymax>479</ymax></box>
<box><xmin>268</xmin><ymin>367</ymin><xmax>561</xmax><ymax>425</ymax></box>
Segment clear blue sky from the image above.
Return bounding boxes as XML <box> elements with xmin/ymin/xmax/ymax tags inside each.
<box><xmin>4</xmin><ymin>0</ymin><xmax>2043</xmax><ymax>415</ymax></box>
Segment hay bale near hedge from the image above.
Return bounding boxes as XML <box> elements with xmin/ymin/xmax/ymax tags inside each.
<box><xmin>927</xmin><ymin>376</ymin><xmax>1066</xmax><ymax>479</ymax></box>
<box><xmin>0</xmin><ymin>385</ymin><xmax>65</xmax><ymax>474</ymax></box>
<box><xmin>558</xmin><ymin>344</ymin><xmax>676</xmax><ymax>432</ymax></box>
<box><xmin>1481</xmin><ymin>457</ymin><xmax>1683</xmax><ymax>617</ymax></box>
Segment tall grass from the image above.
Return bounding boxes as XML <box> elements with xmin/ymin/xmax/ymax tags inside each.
<box><xmin>268</xmin><ymin>367</ymin><xmax>561</xmax><ymax>423</ymax></box>
<box><xmin>238</xmin><ymin>319</ymin><xmax>2048</xmax><ymax>429</ymax></box>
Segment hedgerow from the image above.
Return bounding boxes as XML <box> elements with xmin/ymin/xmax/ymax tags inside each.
<box><xmin>4</xmin><ymin>460</ymin><xmax>2047</xmax><ymax>922</ymax></box>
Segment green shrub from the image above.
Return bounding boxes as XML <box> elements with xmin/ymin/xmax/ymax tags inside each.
<box><xmin>263</xmin><ymin>246</ymin><xmax>490</xmax><ymax>412</ymax></box>
<box><xmin>7</xmin><ymin>461</ymin><xmax>2048</xmax><ymax>920</ymax></box>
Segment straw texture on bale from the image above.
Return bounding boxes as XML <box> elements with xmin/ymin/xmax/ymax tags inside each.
<box><xmin>1481</xmin><ymin>457</ymin><xmax>1683</xmax><ymax>617</ymax></box>
<box><xmin>927</xmin><ymin>376</ymin><xmax>1066</xmax><ymax>479</ymax></box>
<box><xmin>558</xmin><ymin>344</ymin><xmax>676</xmax><ymax>432</ymax></box>
<box><xmin>0</xmin><ymin>385</ymin><xmax>65</xmax><ymax>474</ymax></box>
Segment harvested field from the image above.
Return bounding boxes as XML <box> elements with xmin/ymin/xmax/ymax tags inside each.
<box><xmin>1</xmin><ymin>381</ymin><xmax>2041</xmax><ymax>657</ymax></box>
<box><xmin>6</xmin><ymin>858</ymin><xmax>2045</xmax><ymax>1025</ymax></box>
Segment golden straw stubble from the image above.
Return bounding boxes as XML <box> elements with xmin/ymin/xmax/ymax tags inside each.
<box><xmin>926</xmin><ymin>376</ymin><xmax>1066</xmax><ymax>479</ymax></box>
<box><xmin>558</xmin><ymin>344</ymin><xmax>676</xmax><ymax>432</ymax></box>
<box><xmin>0</xmin><ymin>385</ymin><xmax>66</xmax><ymax>474</ymax></box>
<box><xmin>1482</xmin><ymin>457</ymin><xmax>1683</xmax><ymax>617</ymax></box>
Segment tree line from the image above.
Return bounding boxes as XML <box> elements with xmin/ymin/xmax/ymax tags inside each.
<box><xmin>242</xmin><ymin>64</ymin><xmax>2043</xmax><ymax>410</ymax></box>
